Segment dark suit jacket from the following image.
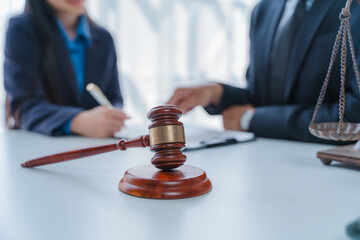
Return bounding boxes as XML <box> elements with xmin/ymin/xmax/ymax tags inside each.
<box><xmin>207</xmin><ymin>0</ymin><xmax>360</xmax><ymax>144</ymax></box>
<box><xmin>4</xmin><ymin>14</ymin><xmax>123</xmax><ymax>136</ymax></box>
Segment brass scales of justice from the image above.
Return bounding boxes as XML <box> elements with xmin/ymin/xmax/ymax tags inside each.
<box><xmin>309</xmin><ymin>0</ymin><xmax>360</xmax><ymax>166</ymax></box>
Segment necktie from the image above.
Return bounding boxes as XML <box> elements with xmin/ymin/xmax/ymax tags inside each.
<box><xmin>268</xmin><ymin>0</ymin><xmax>307</xmax><ymax>104</ymax></box>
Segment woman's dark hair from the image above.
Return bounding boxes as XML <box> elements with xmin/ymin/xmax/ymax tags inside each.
<box><xmin>24</xmin><ymin>0</ymin><xmax>63</xmax><ymax>104</ymax></box>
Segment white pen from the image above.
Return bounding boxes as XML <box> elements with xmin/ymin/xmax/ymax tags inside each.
<box><xmin>86</xmin><ymin>83</ymin><xmax>112</xmax><ymax>107</ymax></box>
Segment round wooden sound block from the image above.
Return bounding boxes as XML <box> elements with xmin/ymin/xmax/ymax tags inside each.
<box><xmin>119</xmin><ymin>165</ymin><xmax>212</xmax><ymax>199</ymax></box>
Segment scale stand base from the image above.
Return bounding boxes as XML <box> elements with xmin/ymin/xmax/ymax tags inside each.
<box><xmin>317</xmin><ymin>144</ymin><xmax>360</xmax><ymax>166</ymax></box>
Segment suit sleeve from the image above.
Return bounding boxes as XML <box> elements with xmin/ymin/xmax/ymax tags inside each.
<box><xmin>205</xmin><ymin>83</ymin><xmax>249</xmax><ymax>115</ymax></box>
<box><xmin>4</xmin><ymin>17</ymin><xmax>83</xmax><ymax>136</ymax></box>
<box><xmin>249</xmin><ymin>71</ymin><xmax>360</xmax><ymax>144</ymax></box>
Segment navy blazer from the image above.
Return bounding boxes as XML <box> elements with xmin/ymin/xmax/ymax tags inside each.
<box><xmin>208</xmin><ymin>0</ymin><xmax>360</xmax><ymax>144</ymax></box>
<box><xmin>4</xmin><ymin>14</ymin><xmax>123</xmax><ymax>136</ymax></box>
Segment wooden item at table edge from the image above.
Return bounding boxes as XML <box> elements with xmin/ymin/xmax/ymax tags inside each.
<box><xmin>119</xmin><ymin>164</ymin><xmax>212</xmax><ymax>199</ymax></box>
<box><xmin>317</xmin><ymin>144</ymin><xmax>360</xmax><ymax>166</ymax></box>
<box><xmin>21</xmin><ymin>105</ymin><xmax>188</xmax><ymax>170</ymax></box>
<box><xmin>21</xmin><ymin>135</ymin><xmax>150</xmax><ymax>168</ymax></box>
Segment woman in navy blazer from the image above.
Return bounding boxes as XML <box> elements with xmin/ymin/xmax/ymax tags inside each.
<box><xmin>4</xmin><ymin>0</ymin><xmax>128</xmax><ymax>138</ymax></box>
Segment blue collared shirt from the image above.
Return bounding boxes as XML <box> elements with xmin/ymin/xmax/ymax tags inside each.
<box><xmin>57</xmin><ymin>15</ymin><xmax>91</xmax><ymax>94</ymax></box>
<box><xmin>57</xmin><ymin>15</ymin><xmax>91</xmax><ymax>134</ymax></box>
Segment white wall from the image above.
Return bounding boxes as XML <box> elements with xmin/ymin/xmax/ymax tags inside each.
<box><xmin>0</xmin><ymin>0</ymin><xmax>259</xmax><ymax>132</ymax></box>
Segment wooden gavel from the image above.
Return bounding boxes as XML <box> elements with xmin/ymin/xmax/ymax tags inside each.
<box><xmin>21</xmin><ymin>105</ymin><xmax>187</xmax><ymax>170</ymax></box>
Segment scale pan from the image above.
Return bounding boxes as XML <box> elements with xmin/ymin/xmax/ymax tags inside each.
<box><xmin>309</xmin><ymin>122</ymin><xmax>360</xmax><ymax>141</ymax></box>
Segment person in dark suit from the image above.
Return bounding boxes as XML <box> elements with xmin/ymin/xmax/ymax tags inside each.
<box><xmin>4</xmin><ymin>0</ymin><xmax>128</xmax><ymax>138</ymax></box>
<box><xmin>168</xmin><ymin>0</ymin><xmax>360</xmax><ymax>143</ymax></box>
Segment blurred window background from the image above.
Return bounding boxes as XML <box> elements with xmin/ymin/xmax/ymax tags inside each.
<box><xmin>0</xmin><ymin>0</ymin><xmax>259</xmax><ymax>132</ymax></box>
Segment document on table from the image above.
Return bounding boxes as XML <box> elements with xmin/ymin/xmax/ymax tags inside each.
<box><xmin>184</xmin><ymin>125</ymin><xmax>255</xmax><ymax>150</ymax></box>
<box><xmin>114</xmin><ymin>124</ymin><xmax>255</xmax><ymax>151</ymax></box>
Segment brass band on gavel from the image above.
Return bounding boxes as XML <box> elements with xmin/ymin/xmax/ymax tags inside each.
<box><xmin>149</xmin><ymin>125</ymin><xmax>185</xmax><ymax>146</ymax></box>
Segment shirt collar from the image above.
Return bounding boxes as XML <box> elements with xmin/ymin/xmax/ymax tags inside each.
<box><xmin>57</xmin><ymin>15</ymin><xmax>92</xmax><ymax>48</ymax></box>
<box><xmin>76</xmin><ymin>15</ymin><xmax>91</xmax><ymax>46</ymax></box>
<box><xmin>305</xmin><ymin>0</ymin><xmax>315</xmax><ymax>11</ymax></box>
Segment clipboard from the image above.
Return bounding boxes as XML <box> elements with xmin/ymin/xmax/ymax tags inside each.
<box><xmin>183</xmin><ymin>126</ymin><xmax>255</xmax><ymax>151</ymax></box>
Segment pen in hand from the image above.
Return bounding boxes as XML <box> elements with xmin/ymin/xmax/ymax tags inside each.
<box><xmin>86</xmin><ymin>83</ymin><xmax>112</xmax><ymax>107</ymax></box>
<box><xmin>86</xmin><ymin>82</ymin><xmax>130</xmax><ymax>126</ymax></box>
<box><xmin>70</xmin><ymin>83</ymin><xmax>129</xmax><ymax>138</ymax></box>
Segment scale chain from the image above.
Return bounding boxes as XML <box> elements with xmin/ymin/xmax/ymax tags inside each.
<box><xmin>309</xmin><ymin>0</ymin><xmax>360</xmax><ymax>141</ymax></box>
<box><xmin>311</xmin><ymin>9</ymin><xmax>360</xmax><ymax>135</ymax></box>
<box><xmin>338</xmin><ymin>19</ymin><xmax>348</xmax><ymax>135</ymax></box>
<box><xmin>310</xmin><ymin>21</ymin><xmax>344</xmax><ymax>124</ymax></box>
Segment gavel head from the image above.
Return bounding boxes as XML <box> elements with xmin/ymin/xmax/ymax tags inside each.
<box><xmin>147</xmin><ymin>105</ymin><xmax>187</xmax><ymax>170</ymax></box>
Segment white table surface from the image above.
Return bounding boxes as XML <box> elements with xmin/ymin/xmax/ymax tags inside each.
<box><xmin>0</xmin><ymin>130</ymin><xmax>359</xmax><ymax>240</ymax></box>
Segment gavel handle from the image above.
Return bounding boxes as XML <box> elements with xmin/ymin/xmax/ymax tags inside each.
<box><xmin>21</xmin><ymin>135</ymin><xmax>150</xmax><ymax>168</ymax></box>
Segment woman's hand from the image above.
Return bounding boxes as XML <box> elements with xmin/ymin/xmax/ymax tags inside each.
<box><xmin>71</xmin><ymin>106</ymin><xmax>129</xmax><ymax>138</ymax></box>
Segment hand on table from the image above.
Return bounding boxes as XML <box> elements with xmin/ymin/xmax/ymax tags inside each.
<box><xmin>71</xmin><ymin>106</ymin><xmax>130</xmax><ymax>138</ymax></box>
<box><xmin>222</xmin><ymin>104</ymin><xmax>255</xmax><ymax>131</ymax></box>
<box><xmin>167</xmin><ymin>83</ymin><xmax>223</xmax><ymax>114</ymax></box>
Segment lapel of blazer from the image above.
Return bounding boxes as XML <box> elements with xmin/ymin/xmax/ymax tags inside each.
<box><xmin>284</xmin><ymin>0</ymin><xmax>337</xmax><ymax>101</ymax></box>
<box><xmin>83</xmin><ymin>24</ymin><xmax>102</xmax><ymax>105</ymax></box>
<box><xmin>55</xmin><ymin>29</ymin><xmax>82</xmax><ymax>105</ymax></box>
<box><xmin>258</xmin><ymin>0</ymin><xmax>286</xmax><ymax>104</ymax></box>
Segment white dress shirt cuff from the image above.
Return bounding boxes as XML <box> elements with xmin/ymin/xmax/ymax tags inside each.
<box><xmin>240</xmin><ymin>109</ymin><xmax>255</xmax><ymax>131</ymax></box>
